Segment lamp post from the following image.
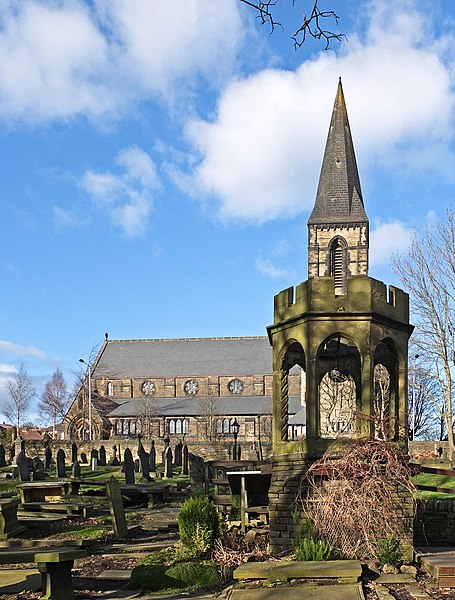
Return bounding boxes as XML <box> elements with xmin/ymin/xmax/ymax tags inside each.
<box><xmin>411</xmin><ymin>354</ymin><xmax>420</xmax><ymax>440</ymax></box>
<box><xmin>79</xmin><ymin>358</ymin><xmax>92</xmax><ymax>442</ymax></box>
<box><xmin>231</xmin><ymin>418</ymin><xmax>240</xmax><ymax>461</ymax></box>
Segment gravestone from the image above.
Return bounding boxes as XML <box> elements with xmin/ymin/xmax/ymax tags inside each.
<box><xmin>0</xmin><ymin>444</ymin><xmax>6</xmax><ymax>468</ymax></box>
<box><xmin>182</xmin><ymin>444</ymin><xmax>189</xmax><ymax>475</ymax></box>
<box><xmin>189</xmin><ymin>453</ymin><xmax>205</xmax><ymax>490</ymax></box>
<box><xmin>106</xmin><ymin>476</ymin><xmax>128</xmax><ymax>539</ymax></box>
<box><xmin>90</xmin><ymin>449</ymin><xmax>98</xmax><ymax>462</ymax></box>
<box><xmin>8</xmin><ymin>446</ymin><xmax>14</xmax><ymax>465</ymax></box>
<box><xmin>44</xmin><ymin>445</ymin><xmax>52</xmax><ymax>470</ymax></box>
<box><xmin>99</xmin><ymin>445</ymin><xmax>107</xmax><ymax>467</ymax></box>
<box><xmin>110</xmin><ymin>445</ymin><xmax>120</xmax><ymax>466</ymax></box>
<box><xmin>164</xmin><ymin>446</ymin><xmax>173</xmax><ymax>479</ymax></box>
<box><xmin>134</xmin><ymin>458</ymin><xmax>140</xmax><ymax>473</ymax></box>
<box><xmin>137</xmin><ymin>439</ymin><xmax>151</xmax><ymax>482</ymax></box>
<box><xmin>32</xmin><ymin>457</ymin><xmax>45</xmax><ymax>481</ymax></box>
<box><xmin>71</xmin><ymin>442</ymin><xmax>78</xmax><ymax>463</ymax></box>
<box><xmin>17</xmin><ymin>452</ymin><xmax>30</xmax><ymax>482</ymax></box>
<box><xmin>149</xmin><ymin>441</ymin><xmax>156</xmax><ymax>472</ymax></box>
<box><xmin>123</xmin><ymin>448</ymin><xmax>135</xmax><ymax>484</ymax></box>
<box><xmin>80</xmin><ymin>452</ymin><xmax>88</xmax><ymax>464</ymax></box>
<box><xmin>72</xmin><ymin>460</ymin><xmax>81</xmax><ymax>478</ymax></box>
<box><xmin>56</xmin><ymin>449</ymin><xmax>66</xmax><ymax>478</ymax></box>
<box><xmin>174</xmin><ymin>442</ymin><xmax>182</xmax><ymax>467</ymax></box>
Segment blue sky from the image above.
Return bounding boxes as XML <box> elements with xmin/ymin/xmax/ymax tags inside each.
<box><xmin>1</xmin><ymin>0</ymin><xmax>455</xmax><ymax>422</ymax></box>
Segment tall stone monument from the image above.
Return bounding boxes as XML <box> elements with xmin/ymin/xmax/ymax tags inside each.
<box><xmin>267</xmin><ymin>79</ymin><xmax>414</xmax><ymax>553</ymax></box>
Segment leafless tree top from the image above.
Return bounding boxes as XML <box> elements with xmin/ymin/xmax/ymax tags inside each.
<box><xmin>239</xmin><ymin>0</ymin><xmax>346</xmax><ymax>50</ymax></box>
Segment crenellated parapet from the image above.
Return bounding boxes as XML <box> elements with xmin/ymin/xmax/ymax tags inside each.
<box><xmin>273</xmin><ymin>276</ymin><xmax>410</xmax><ymax>328</ymax></box>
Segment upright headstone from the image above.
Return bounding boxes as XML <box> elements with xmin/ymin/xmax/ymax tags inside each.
<box><xmin>0</xmin><ymin>444</ymin><xmax>6</xmax><ymax>468</ymax></box>
<box><xmin>182</xmin><ymin>444</ymin><xmax>189</xmax><ymax>475</ymax></box>
<box><xmin>99</xmin><ymin>445</ymin><xmax>107</xmax><ymax>467</ymax></box>
<box><xmin>17</xmin><ymin>451</ymin><xmax>30</xmax><ymax>482</ymax></box>
<box><xmin>123</xmin><ymin>448</ymin><xmax>135</xmax><ymax>485</ymax></box>
<box><xmin>106</xmin><ymin>476</ymin><xmax>128</xmax><ymax>539</ymax></box>
<box><xmin>72</xmin><ymin>460</ymin><xmax>81</xmax><ymax>478</ymax></box>
<box><xmin>56</xmin><ymin>449</ymin><xmax>66</xmax><ymax>478</ymax></box>
<box><xmin>189</xmin><ymin>453</ymin><xmax>205</xmax><ymax>491</ymax></box>
<box><xmin>90</xmin><ymin>448</ymin><xmax>98</xmax><ymax>471</ymax></box>
<box><xmin>110</xmin><ymin>445</ymin><xmax>120</xmax><ymax>466</ymax></box>
<box><xmin>134</xmin><ymin>458</ymin><xmax>140</xmax><ymax>473</ymax></box>
<box><xmin>8</xmin><ymin>446</ymin><xmax>14</xmax><ymax>465</ymax></box>
<box><xmin>174</xmin><ymin>442</ymin><xmax>182</xmax><ymax>467</ymax></box>
<box><xmin>44</xmin><ymin>445</ymin><xmax>52</xmax><ymax>470</ymax></box>
<box><xmin>71</xmin><ymin>442</ymin><xmax>78</xmax><ymax>463</ymax></box>
<box><xmin>137</xmin><ymin>439</ymin><xmax>151</xmax><ymax>482</ymax></box>
<box><xmin>164</xmin><ymin>446</ymin><xmax>173</xmax><ymax>479</ymax></box>
<box><xmin>32</xmin><ymin>457</ymin><xmax>45</xmax><ymax>481</ymax></box>
<box><xmin>149</xmin><ymin>440</ymin><xmax>156</xmax><ymax>472</ymax></box>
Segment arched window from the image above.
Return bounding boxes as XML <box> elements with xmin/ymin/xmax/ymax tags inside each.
<box><xmin>182</xmin><ymin>419</ymin><xmax>188</xmax><ymax>434</ymax></box>
<box><xmin>116</xmin><ymin>421</ymin><xmax>122</xmax><ymax>435</ymax></box>
<box><xmin>169</xmin><ymin>420</ymin><xmax>175</xmax><ymax>434</ymax></box>
<box><xmin>216</xmin><ymin>419</ymin><xmax>223</xmax><ymax>433</ymax></box>
<box><xmin>107</xmin><ymin>381</ymin><xmax>114</xmax><ymax>396</ymax></box>
<box><xmin>130</xmin><ymin>421</ymin><xmax>136</xmax><ymax>435</ymax></box>
<box><xmin>122</xmin><ymin>420</ymin><xmax>129</xmax><ymax>435</ymax></box>
<box><xmin>136</xmin><ymin>420</ymin><xmax>142</xmax><ymax>434</ymax></box>
<box><xmin>330</xmin><ymin>237</ymin><xmax>347</xmax><ymax>295</ymax></box>
<box><xmin>176</xmin><ymin>419</ymin><xmax>182</xmax><ymax>434</ymax></box>
<box><xmin>223</xmin><ymin>418</ymin><xmax>230</xmax><ymax>433</ymax></box>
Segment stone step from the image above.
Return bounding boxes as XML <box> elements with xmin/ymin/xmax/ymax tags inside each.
<box><xmin>234</xmin><ymin>560</ymin><xmax>362</xmax><ymax>581</ymax></box>
<box><xmin>228</xmin><ymin>583</ymin><xmax>364</xmax><ymax>599</ymax></box>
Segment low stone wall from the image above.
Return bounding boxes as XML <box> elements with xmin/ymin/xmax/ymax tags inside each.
<box><xmin>414</xmin><ymin>499</ymin><xmax>455</xmax><ymax>546</ymax></box>
<box><xmin>409</xmin><ymin>441</ymin><xmax>448</xmax><ymax>462</ymax></box>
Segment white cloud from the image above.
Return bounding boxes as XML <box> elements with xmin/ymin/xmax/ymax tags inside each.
<box><xmin>0</xmin><ymin>340</ymin><xmax>47</xmax><ymax>360</ymax></box>
<box><xmin>184</xmin><ymin>0</ymin><xmax>455</xmax><ymax>223</ymax></box>
<box><xmin>0</xmin><ymin>0</ymin><xmax>244</xmax><ymax>122</ymax></box>
<box><xmin>53</xmin><ymin>206</ymin><xmax>89</xmax><ymax>230</ymax></box>
<box><xmin>369</xmin><ymin>220</ymin><xmax>413</xmax><ymax>267</ymax></box>
<box><xmin>80</xmin><ymin>145</ymin><xmax>160</xmax><ymax>237</ymax></box>
<box><xmin>255</xmin><ymin>257</ymin><xmax>295</xmax><ymax>279</ymax></box>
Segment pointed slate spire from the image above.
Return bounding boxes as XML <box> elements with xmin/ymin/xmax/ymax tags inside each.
<box><xmin>308</xmin><ymin>78</ymin><xmax>368</xmax><ymax>225</ymax></box>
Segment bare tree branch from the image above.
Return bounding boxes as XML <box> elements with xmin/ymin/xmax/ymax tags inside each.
<box><xmin>239</xmin><ymin>0</ymin><xmax>346</xmax><ymax>50</ymax></box>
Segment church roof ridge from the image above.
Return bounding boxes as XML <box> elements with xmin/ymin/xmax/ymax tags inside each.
<box><xmin>308</xmin><ymin>78</ymin><xmax>368</xmax><ymax>226</ymax></box>
<box><xmin>105</xmin><ymin>336</ymin><xmax>268</xmax><ymax>343</ymax></box>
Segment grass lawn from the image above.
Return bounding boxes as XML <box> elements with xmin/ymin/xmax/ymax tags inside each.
<box><xmin>412</xmin><ymin>472</ymin><xmax>455</xmax><ymax>499</ymax></box>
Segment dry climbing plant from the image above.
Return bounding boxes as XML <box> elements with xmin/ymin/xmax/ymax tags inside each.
<box><xmin>296</xmin><ymin>439</ymin><xmax>415</xmax><ymax>560</ymax></box>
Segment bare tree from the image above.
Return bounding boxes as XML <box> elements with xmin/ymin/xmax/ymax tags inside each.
<box><xmin>319</xmin><ymin>369</ymin><xmax>356</xmax><ymax>438</ymax></box>
<box><xmin>137</xmin><ymin>394</ymin><xmax>157</xmax><ymax>438</ymax></box>
<box><xmin>3</xmin><ymin>364</ymin><xmax>36</xmax><ymax>430</ymax></box>
<box><xmin>38</xmin><ymin>368</ymin><xmax>70</xmax><ymax>436</ymax></box>
<box><xmin>239</xmin><ymin>0</ymin><xmax>346</xmax><ymax>49</ymax></box>
<box><xmin>408</xmin><ymin>359</ymin><xmax>440</xmax><ymax>440</ymax></box>
<box><xmin>393</xmin><ymin>209</ymin><xmax>455</xmax><ymax>458</ymax></box>
<box><xmin>198</xmin><ymin>392</ymin><xmax>219</xmax><ymax>441</ymax></box>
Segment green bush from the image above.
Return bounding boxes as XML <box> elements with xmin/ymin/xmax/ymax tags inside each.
<box><xmin>295</xmin><ymin>536</ymin><xmax>333</xmax><ymax>561</ymax></box>
<box><xmin>130</xmin><ymin>558</ymin><xmax>219</xmax><ymax>592</ymax></box>
<box><xmin>229</xmin><ymin>495</ymin><xmax>241</xmax><ymax>520</ymax></box>
<box><xmin>375</xmin><ymin>537</ymin><xmax>402</xmax><ymax>566</ymax></box>
<box><xmin>178</xmin><ymin>496</ymin><xmax>221</xmax><ymax>553</ymax></box>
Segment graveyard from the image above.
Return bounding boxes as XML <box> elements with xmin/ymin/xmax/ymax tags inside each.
<box><xmin>0</xmin><ymin>435</ymin><xmax>450</xmax><ymax>600</ymax></box>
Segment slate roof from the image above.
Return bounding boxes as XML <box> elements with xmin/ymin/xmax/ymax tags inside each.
<box><xmin>107</xmin><ymin>395</ymin><xmax>303</xmax><ymax>418</ymax></box>
<box><xmin>93</xmin><ymin>336</ymin><xmax>273</xmax><ymax>379</ymax></box>
<box><xmin>308</xmin><ymin>78</ymin><xmax>368</xmax><ymax>226</ymax></box>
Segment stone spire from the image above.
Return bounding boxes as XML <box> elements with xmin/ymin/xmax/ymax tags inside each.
<box><xmin>307</xmin><ymin>79</ymin><xmax>369</xmax><ymax>288</ymax></box>
<box><xmin>308</xmin><ymin>78</ymin><xmax>368</xmax><ymax>226</ymax></box>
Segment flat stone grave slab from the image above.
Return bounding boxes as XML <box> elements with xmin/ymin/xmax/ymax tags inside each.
<box><xmin>415</xmin><ymin>547</ymin><xmax>455</xmax><ymax>588</ymax></box>
<box><xmin>0</xmin><ymin>568</ymin><xmax>41</xmax><ymax>593</ymax></box>
<box><xmin>97</xmin><ymin>569</ymin><xmax>133</xmax><ymax>580</ymax></box>
<box><xmin>234</xmin><ymin>560</ymin><xmax>362</xmax><ymax>581</ymax></box>
<box><xmin>375</xmin><ymin>573</ymin><xmax>415</xmax><ymax>584</ymax></box>
<box><xmin>103</xmin><ymin>542</ymin><xmax>171</xmax><ymax>553</ymax></box>
<box><xmin>229</xmin><ymin>583</ymin><xmax>364</xmax><ymax>600</ymax></box>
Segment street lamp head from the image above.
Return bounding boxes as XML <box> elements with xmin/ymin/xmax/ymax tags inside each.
<box><xmin>79</xmin><ymin>358</ymin><xmax>85</xmax><ymax>364</ymax></box>
<box><xmin>232</xmin><ymin>418</ymin><xmax>240</xmax><ymax>436</ymax></box>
